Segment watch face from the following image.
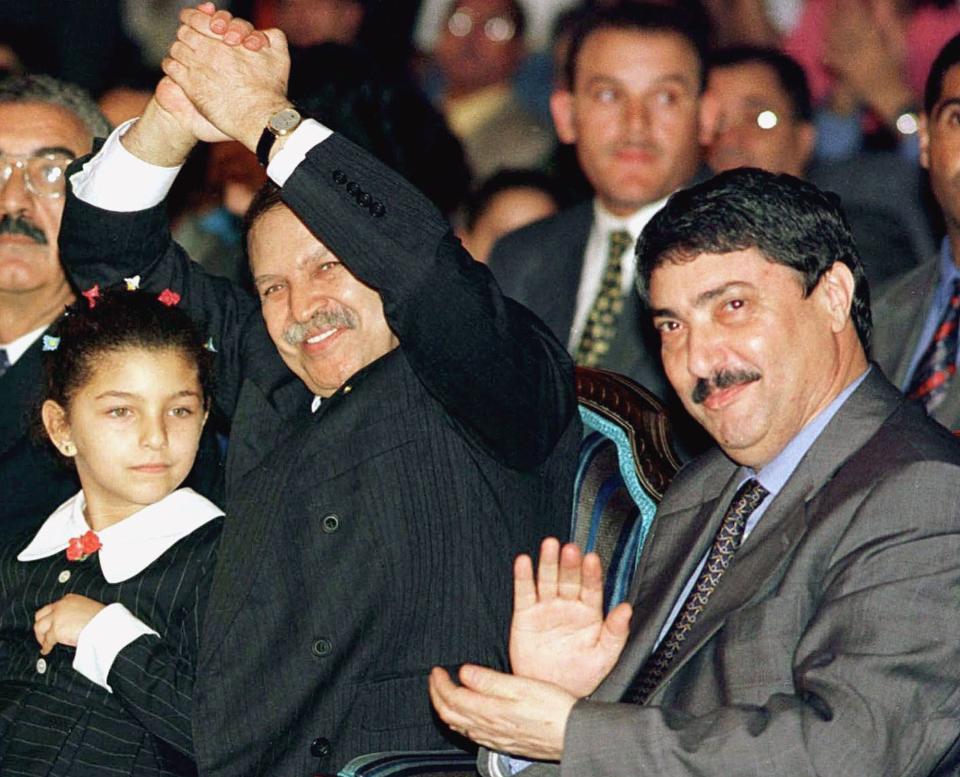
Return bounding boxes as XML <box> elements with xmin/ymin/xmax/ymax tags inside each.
<box><xmin>270</xmin><ymin>108</ymin><xmax>302</xmax><ymax>135</ymax></box>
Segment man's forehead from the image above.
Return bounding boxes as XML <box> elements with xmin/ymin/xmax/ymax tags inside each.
<box><xmin>0</xmin><ymin>101</ymin><xmax>91</xmax><ymax>156</ymax></box>
<box><xmin>710</xmin><ymin>63</ymin><xmax>788</xmax><ymax>104</ymax></box>
<box><xmin>576</xmin><ymin>28</ymin><xmax>700</xmax><ymax>87</ymax></box>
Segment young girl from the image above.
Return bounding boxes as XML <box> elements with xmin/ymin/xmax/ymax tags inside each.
<box><xmin>0</xmin><ymin>289</ymin><xmax>222</xmax><ymax>776</ymax></box>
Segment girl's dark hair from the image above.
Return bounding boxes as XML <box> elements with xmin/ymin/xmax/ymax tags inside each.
<box><xmin>42</xmin><ymin>289</ymin><xmax>214</xmax><ymax>410</ymax></box>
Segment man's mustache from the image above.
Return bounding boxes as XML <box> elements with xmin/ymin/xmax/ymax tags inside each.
<box><xmin>283</xmin><ymin>307</ymin><xmax>357</xmax><ymax>346</ymax></box>
<box><xmin>0</xmin><ymin>214</ymin><xmax>47</xmax><ymax>245</ymax></box>
<box><xmin>691</xmin><ymin>369</ymin><xmax>761</xmax><ymax>405</ymax></box>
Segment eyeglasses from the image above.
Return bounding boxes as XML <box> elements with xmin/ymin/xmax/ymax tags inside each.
<box><xmin>447</xmin><ymin>9</ymin><xmax>516</xmax><ymax>43</ymax></box>
<box><xmin>714</xmin><ymin>108</ymin><xmax>782</xmax><ymax>134</ymax></box>
<box><xmin>0</xmin><ymin>152</ymin><xmax>74</xmax><ymax>198</ymax></box>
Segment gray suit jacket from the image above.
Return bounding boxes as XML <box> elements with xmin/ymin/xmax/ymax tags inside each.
<box><xmin>872</xmin><ymin>256</ymin><xmax>960</xmax><ymax>431</ymax></box>
<box><xmin>499</xmin><ymin>369</ymin><xmax>960</xmax><ymax>777</ymax></box>
<box><xmin>487</xmin><ymin>202</ymin><xmax>710</xmax><ymax>458</ymax></box>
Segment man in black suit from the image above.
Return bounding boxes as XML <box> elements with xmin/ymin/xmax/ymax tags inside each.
<box><xmin>59</xmin><ymin>7</ymin><xmax>577</xmax><ymax>776</ymax></box>
<box><xmin>487</xmin><ymin>4</ymin><xmax>712</xmax><ymax>455</ymax></box>
<box><xmin>0</xmin><ymin>75</ymin><xmax>110</xmax><ymax>535</ymax></box>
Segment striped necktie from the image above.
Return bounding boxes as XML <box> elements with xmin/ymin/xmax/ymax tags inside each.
<box><xmin>622</xmin><ymin>478</ymin><xmax>769</xmax><ymax>705</ymax></box>
<box><xmin>575</xmin><ymin>229</ymin><xmax>634</xmax><ymax>366</ymax></box>
<box><xmin>907</xmin><ymin>278</ymin><xmax>960</xmax><ymax>413</ymax></box>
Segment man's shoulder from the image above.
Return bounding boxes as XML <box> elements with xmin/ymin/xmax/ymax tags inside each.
<box><xmin>873</xmin><ymin>254</ymin><xmax>939</xmax><ymax>309</ymax></box>
<box><xmin>491</xmin><ymin>200</ymin><xmax>594</xmax><ymax>256</ymax></box>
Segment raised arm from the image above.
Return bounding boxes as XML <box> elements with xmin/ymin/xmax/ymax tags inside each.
<box><xmin>161</xmin><ymin>8</ymin><xmax>578</xmax><ymax>469</ymax></box>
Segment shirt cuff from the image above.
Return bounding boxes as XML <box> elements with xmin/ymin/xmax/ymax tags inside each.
<box><xmin>496</xmin><ymin>753</ymin><xmax>533</xmax><ymax>775</ymax></box>
<box><xmin>72</xmin><ymin>602</ymin><xmax>159</xmax><ymax>692</ymax></box>
<box><xmin>69</xmin><ymin>118</ymin><xmax>183</xmax><ymax>212</ymax></box>
<box><xmin>266</xmin><ymin>118</ymin><xmax>333</xmax><ymax>187</ymax></box>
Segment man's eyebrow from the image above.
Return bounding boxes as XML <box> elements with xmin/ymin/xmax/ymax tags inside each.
<box><xmin>650</xmin><ymin>282</ymin><xmax>751</xmax><ymax>318</ymax></box>
<box><xmin>19</xmin><ymin>146</ymin><xmax>78</xmax><ymax>159</ymax></box>
<box><xmin>933</xmin><ymin>97</ymin><xmax>960</xmax><ymax>120</ymax></box>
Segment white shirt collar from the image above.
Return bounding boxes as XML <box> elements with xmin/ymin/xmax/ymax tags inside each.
<box><xmin>18</xmin><ymin>488</ymin><xmax>224</xmax><ymax>583</ymax></box>
<box><xmin>592</xmin><ymin>196</ymin><xmax>669</xmax><ymax>244</ymax></box>
<box><xmin>2</xmin><ymin>322</ymin><xmax>49</xmax><ymax>366</ymax></box>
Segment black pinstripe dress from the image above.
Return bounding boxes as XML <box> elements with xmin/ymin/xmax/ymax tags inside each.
<box><xmin>0</xmin><ymin>492</ymin><xmax>222</xmax><ymax>776</ymax></box>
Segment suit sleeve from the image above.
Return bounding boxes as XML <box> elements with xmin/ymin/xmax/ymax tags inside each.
<box><xmin>279</xmin><ymin>134</ymin><xmax>577</xmax><ymax>470</ymax></box>
<box><xmin>558</xmin><ymin>460</ymin><xmax>960</xmax><ymax>777</ymax></box>
<box><xmin>104</xmin><ymin>525</ymin><xmax>220</xmax><ymax>758</ymax></box>
<box><xmin>58</xmin><ymin>161</ymin><xmax>263</xmax><ymax>418</ymax></box>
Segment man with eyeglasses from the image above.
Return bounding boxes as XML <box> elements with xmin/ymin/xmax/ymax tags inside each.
<box><xmin>705</xmin><ymin>45</ymin><xmax>933</xmax><ymax>290</ymax></box>
<box><xmin>432</xmin><ymin>0</ymin><xmax>553</xmax><ymax>180</ymax></box>
<box><xmin>0</xmin><ymin>75</ymin><xmax>110</xmax><ymax>535</ymax></box>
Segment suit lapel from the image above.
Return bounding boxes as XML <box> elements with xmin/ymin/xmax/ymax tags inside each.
<box><xmin>0</xmin><ymin>339</ymin><xmax>43</xmax><ymax>458</ymax></box>
<box><xmin>602</xmin><ymin>370</ymin><xmax>902</xmax><ymax>703</ymax></box>
<box><xmin>593</xmin><ymin>457</ymin><xmax>739</xmax><ymax>700</ymax></box>
<box><xmin>535</xmin><ymin>203</ymin><xmax>592</xmax><ymax>343</ymax></box>
<box><xmin>202</xmin><ymin>377</ymin><xmax>312</xmax><ymax>662</ymax></box>
<box><xmin>883</xmin><ymin>259</ymin><xmax>938</xmax><ymax>388</ymax></box>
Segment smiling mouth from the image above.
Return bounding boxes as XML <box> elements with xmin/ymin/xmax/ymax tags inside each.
<box><xmin>305</xmin><ymin>328</ymin><xmax>338</xmax><ymax>345</ymax></box>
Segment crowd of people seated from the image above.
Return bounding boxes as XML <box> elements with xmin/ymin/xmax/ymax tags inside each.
<box><xmin>2</xmin><ymin>1</ymin><xmax>960</xmax><ymax>776</ymax></box>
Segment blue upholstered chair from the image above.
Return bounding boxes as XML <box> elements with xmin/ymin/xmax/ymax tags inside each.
<box><xmin>336</xmin><ymin>367</ymin><xmax>679</xmax><ymax>777</ymax></box>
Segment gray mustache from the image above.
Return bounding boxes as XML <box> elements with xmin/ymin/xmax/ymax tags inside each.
<box><xmin>282</xmin><ymin>308</ymin><xmax>357</xmax><ymax>346</ymax></box>
<box><xmin>0</xmin><ymin>214</ymin><xmax>47</xmax><ymax>245</ymax></box>
<box><xmin>691</xmin><ymin>369</ymin><xmax>761</xmax><ymax>405</ymax></box>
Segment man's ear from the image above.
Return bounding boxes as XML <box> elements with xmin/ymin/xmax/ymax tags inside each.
<box><xmin>41</xmin><ymin>399</ymin><xmax>75</xmax><ymax>457</ymax></box>
<box><xmin>818</xmin><ymin>261</ymin><xmax>857</xmax><ymax>334</ymax></box>
<box><xmin>550</xmin><ymin>89</ymin><xmax>577</xmax><ymax>144</ymax></box>
<box><xmin>697</xmin><ymin>89</ymin><xmax>720</xmax><ymax>147</ymax></box>
<box><xmin>919</xmin><ymin>112</ymin><xmax>931</xmax><ymax>171</ymax></box>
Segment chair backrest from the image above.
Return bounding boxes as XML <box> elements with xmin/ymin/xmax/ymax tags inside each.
<box><xmin>573</xmin><ymin>366</ymin><xmax>680</xmax><ymax>610</ymax></box>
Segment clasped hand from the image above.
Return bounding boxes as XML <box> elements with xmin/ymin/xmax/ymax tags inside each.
<box><xmin>34</xmin><ymin>594</ymin><xmax>105</xmax><ymax>656</ymax></box>
<box><xmin>428</xmin><ymin>538</ymin><xmax>632</xmax><ymax>761</ymax></box>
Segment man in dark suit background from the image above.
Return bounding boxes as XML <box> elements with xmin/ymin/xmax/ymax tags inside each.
<box><xmin>430</xmin><ymin>168</ymin><xmax>960</xmax><ymax>777</ymax></box>
<box><xmin>705</xmin><ymin>45</ymin><xmax>934</xmax><ymax>290</ymax></box>
<box><xmin>0</xmin><ymin>75</ymin><xmax>110</xmax><ymax>534</ymax></box>
<box><xmin>874</xmin><ymin>33</ymin><xmax>960</xmax><ymax>432</ymax></box>
<box><xmin>487</xmin><ymin>4</ymin><xmax>712</xmax><ymax>455</ymax></box>
<box><xmin>59</xmin><ymin>7</ymin><xmax>578</xmax><ymax>776</ymax></box>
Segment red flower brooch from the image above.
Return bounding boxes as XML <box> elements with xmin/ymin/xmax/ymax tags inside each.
<box><xmin>66</xmin><ymin>530</ymin><xmax>102</xmax><ymax>561</ymax></box>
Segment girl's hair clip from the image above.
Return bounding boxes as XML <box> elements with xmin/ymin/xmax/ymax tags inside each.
<box><xmin>158</xmin><ymin>288</ymin><xmax>181</xmax><ymax>307</ymax></box>
<box><xmin>42</xmin><ymin>335</ymin><xmax>60</xmax><ymax>352</ymax></box>
<box><xmin>204</xmin><ymin>337</ymin><xmax>217</xmax><ymax>353</ymax></box>
<box><xmin>124</xmin><ymin>275</ymin><xmax>141</xmax><ymax>291</ymax></box>
<box><xmin>81</xmin><ymin>285</ymin><xmax>100</xmax><ymax>309</ymax></box>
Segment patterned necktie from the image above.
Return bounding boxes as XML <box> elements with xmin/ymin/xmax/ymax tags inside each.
<box><xmin>575</xmin><ymin>229</ymin><xmax>634</xmax><ymax>366</ymax></box>
<box><xmin>907</xmin><ymin>278</ymin><xmax>960</xmax><ymax>413</ymax></box>
<box><xmin>622</xmin><ymin>478</ymin><xmax>769</xmax><ymax>705</ymax></box>
<box><xmin>0</xmin><ymin>348</ymin><xmax>9</xmax><ymax>379</ymax></box>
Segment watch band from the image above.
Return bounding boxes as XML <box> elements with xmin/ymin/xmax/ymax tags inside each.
<box><xmin>256</xmin><ymin>106</ymin><xmax>303</xmax><ymax>167</ymax></box>
<box><xmin>256</xmin><ymin>126</ymin><xmax>275</xmax><ymax>167</ymax></box>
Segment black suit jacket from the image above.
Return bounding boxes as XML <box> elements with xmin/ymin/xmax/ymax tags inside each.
<box><xmin>487</xmin><ymin>202</ymin><xmax>709</xmax><ymax>458</ymax></box>
<box><xmin>60</xmin><ymin>132</ymin><xmax>580</xmax><ymax>776</ymax></box>
<box><xmin>0</xmin><ymin>337</ymin><xmax>80</xmax><ymax>536</ymax></box>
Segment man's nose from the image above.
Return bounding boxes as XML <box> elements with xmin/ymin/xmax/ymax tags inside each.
<box><xmin>684</xmin><ymin>323</ymin><xmax>724</xmax><ymax>380</ymax></box>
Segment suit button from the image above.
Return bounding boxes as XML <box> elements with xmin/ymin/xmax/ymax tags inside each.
<box><xmin>357</xmin><ymin>191</ymin><xmax>372</xmax><ymax>208</ymax></box>
<box><xmin>36</xmin><ymin>658</ymin><xmax>47</xmax><ymax>674</ymax></box>
<box><xmin>312</xmin><ymin>638</ymin><xmax>333</xmax><ymax>658</ymax></box>
<box><xmin>320</xmin><ymin>513</ymin><xmax>340</xmax><ymax>533</ymax></box>
<box><xmin>310</xmin><ymin>736</ymin><xmax>331</xmax><ymax>757</ymax></box>
<box><xmin>346</xmin><ymin>181</ymin><xmax>359</xmax><ymax>195</ymax></box>
<box><xmin>370</xmin><ymin>201</ymin><xmax>386</xmax><ymax>218</ymax></box>
<box><xmin>332</xmin><ymin>170</ymin><xmax>347</xmax><ymax>185</ymax></box>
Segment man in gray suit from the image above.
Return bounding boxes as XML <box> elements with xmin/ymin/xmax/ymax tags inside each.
<box><xmin>431</xmin><ymin>168</ymin><xmax>960</xmax><ymax>777</ymax></box>
<box><xmin>487</xmin><ymin>4</ymin><xmax>711</xmax><ymax>454</ymax></box>
<box><xmin>874</xmin><ymin>33</ymin><xmax>960</xmax><ymax>432</ymax></box>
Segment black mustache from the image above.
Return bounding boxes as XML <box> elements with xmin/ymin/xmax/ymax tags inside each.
<box><xmin>691</xmin><ymin>369</ymin><xmax>761</xmax><ymax>405</ymax></box>
<box><xmin>0</xmin><ymin>214</ymin><xmax>47</xmax><ymax>244</ymax></box>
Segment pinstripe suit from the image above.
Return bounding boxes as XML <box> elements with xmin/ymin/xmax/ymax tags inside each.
<box><xmin>0</xmin><ymin>495</ymin><xmax>221</xmax><ymax>776</ymax></box>
<box><xmin>59</xmin><ymin>130</ymin><xmax>579</xmax><ymax>776</ymax></box>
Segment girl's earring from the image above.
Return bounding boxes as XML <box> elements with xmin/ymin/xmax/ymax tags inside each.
<box><xmin>62</xmin><ymin>441</ymin><xmax>76</xmax><ymax>456</ymax></box>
